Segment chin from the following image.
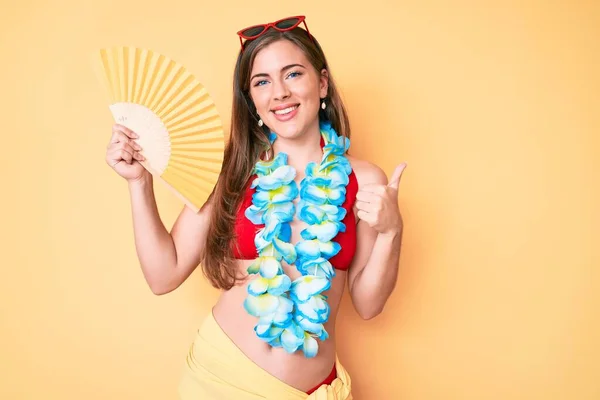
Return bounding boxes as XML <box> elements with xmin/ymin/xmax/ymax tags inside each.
<box><xmin>269</xmin><ymin>121</ymin><xmax>303</xmax><ymax>138</ymax></box>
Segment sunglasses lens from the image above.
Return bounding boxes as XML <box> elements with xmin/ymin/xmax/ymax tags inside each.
<box><xmin>242</xmin><ymin>26</ymin><xmax>266</xmax><ymax>37</ymax></box>
<box><xmin>275</xmin><ymin>18</ymin><xmax>300</xmax><ymax>29</ymax></box>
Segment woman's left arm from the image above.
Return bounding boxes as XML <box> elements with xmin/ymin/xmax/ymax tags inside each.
<box><xmin>347</xmin><ymin>161</ymin><xmax>407</xmax><ymax>320</ymax></box>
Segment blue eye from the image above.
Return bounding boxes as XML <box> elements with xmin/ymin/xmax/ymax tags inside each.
<box><xmin>255</xmin><ymin>80</ymin><xmax>268</xmax><ymax>87</ymax></box>
<box><xmin>287</xmin><ymin>71</ymin><xmax>302</xmax><ymax>79</ymax></box>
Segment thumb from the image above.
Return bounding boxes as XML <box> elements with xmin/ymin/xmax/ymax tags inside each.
<box><xmin>387</xmin><ymin>162</ymin><xmax>407</xmax><ymax>190</ymax></box>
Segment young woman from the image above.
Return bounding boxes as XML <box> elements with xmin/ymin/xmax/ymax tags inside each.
<box><xmin>105</xmin><ymin>15</ymin><xmax>406</xmax><ymax>400</ymax></box>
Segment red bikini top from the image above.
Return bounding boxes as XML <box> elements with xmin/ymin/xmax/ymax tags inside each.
<box><xmin>231</xmin><ymin>166</ymin><xmax>358</xmax><ymax>271</ymax></box>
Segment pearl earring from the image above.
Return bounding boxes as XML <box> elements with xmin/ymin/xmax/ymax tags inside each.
<box><xmin>258</xmin><ymin>118</ymin><xmax>263</xmax><ymax>127</ymax></box>
<box><xmin>321</xmin><ymin>100</ymin><xmax>326</xmax><ymax>110</ymax></box>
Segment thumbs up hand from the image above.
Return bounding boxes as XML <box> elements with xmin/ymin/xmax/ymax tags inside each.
<box><xmin>356</xmin><ymin>163</ymin><xmax>407</xmax><ymax>236</ymax></box>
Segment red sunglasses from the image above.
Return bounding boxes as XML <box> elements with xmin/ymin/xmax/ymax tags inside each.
<box><xmin>236</xmin><ymin>16</ymin><xmax>313</xmax><ymax>50</ymax></box>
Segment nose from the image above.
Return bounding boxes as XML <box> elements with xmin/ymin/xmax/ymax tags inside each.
<box><xmin>272</xmin><ymin>78</ymin><xmax>290</xmax><ymax>101</ymax></box>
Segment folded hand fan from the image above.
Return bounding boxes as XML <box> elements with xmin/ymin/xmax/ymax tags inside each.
<box><xmin>92</xmin><ymin>46</ymin><xmax>224</xmax><ymax>213</ymax></box>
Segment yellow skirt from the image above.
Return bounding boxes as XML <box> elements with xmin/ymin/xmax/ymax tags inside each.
<box><xmin>178</xmin><ymin>311</ymin><xmax>352</xmax><ymax>400</ymax></box>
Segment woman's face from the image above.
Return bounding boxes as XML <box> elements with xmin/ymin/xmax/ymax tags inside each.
<box><xmin>248</xmin><ymin>39</ymin><xmax>328</xmax><ymax>140</ymax></box>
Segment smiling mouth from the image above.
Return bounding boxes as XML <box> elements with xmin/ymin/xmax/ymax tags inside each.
<box><xmin>272</xmin><ymin>105</ymin><xmax>300</xmax><ymax>115</ymax></box>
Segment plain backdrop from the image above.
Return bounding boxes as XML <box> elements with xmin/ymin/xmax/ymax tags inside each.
<box><xmin>1</xmin><ymin>0</ymin><xmax>598</xmax><ymax>399</ymax></box>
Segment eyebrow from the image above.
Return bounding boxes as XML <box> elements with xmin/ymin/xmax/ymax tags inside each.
<box><xmin>250</xmin><ymin>64</ymin><xmax>306</xmax><ymax>82</ymax></box>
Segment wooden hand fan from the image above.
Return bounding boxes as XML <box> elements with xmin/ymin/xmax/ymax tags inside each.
<box><xmin>92</xmin><ymin>46</ymin><xmax>224</xmax><ymax>213</ymax></box>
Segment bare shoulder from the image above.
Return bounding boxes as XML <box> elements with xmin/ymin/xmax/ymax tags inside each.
<box><xmin>347</xmin><ymin>154</ymin><xmax>388</xmax><ymax>187</ymax></box>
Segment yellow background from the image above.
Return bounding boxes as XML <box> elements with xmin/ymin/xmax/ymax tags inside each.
<box><xmin>2</xmin><ymin>0</ymin><xmax>598</xmax><ymax>399</ymax></box>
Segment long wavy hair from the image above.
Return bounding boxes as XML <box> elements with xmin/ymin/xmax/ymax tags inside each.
<box><xmin>201</xmin><ymin>26</ymin><xmax>352</xmax><ymax>290</ymax></box>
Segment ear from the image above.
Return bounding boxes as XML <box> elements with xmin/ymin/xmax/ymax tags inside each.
<box><xmin>319</xmin><ymin>68</ymin><xmax>329</xmax><ymax>98</ymax></box>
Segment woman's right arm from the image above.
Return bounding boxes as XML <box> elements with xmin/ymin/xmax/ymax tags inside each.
<box><xmin>107</xmin><ymin>124</ymin><xmax>212</xmax><ymax>295</ymax></box>
<box><xmin>128</xmin><ymin>173</ymin><xmax>212</xmax><ymax>295</ymax></box>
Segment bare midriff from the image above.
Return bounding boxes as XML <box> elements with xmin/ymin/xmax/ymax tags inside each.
<box><xmin>212</xmin><ymin>258</ymin><xmax>347</xmax><ymax>393</ymax></box>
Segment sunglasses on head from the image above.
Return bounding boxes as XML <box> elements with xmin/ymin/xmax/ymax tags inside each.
<box><xmin>236</xmin><ymin>16</ymin><xmax>314</xmax><ymax>50</ymax></box>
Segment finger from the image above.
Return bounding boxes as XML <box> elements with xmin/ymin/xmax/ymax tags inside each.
<box><xmin>355</xmin><ymin>200</ymin><xmax>376</xmax><ymax>213</ymax></box>
<box><xmin>108</xmin><ymin>150</ymin><xmax>145</xmax><ymax>167</ymax></box>
<box><xmin>387</xmin><ymin>163</ymin><xmax>407</xmax><ymax>190</ymax></box>
<box><xmin>133</xmin><ymin>152</ymin><xmax>145</xmax><ymax>161</ymax></box>
<box><xmin>108</xmin><ymin>136</ymin><xmax>142</xmax><ymax>154</ymax></box>
<box><xmin>118</xmin><ymin>141</ymin><xmax>141</xmax><ymax>155</ymax></box>
<box><xmin>120</xmin><ymin>149</ymin><xmax>134</xmax><ymax>165</ymax></box>
<box><xmin>359</xmin><ymin>184</ymin><xmax>387</xmax><ymax>196</ymax></box>
<box><xmin>109</xmin><ymin>146</ymin><xmax>135</xmax><ymax>165</ymax></box>
<box><xmin>121</xmin><ymin>139</ymin><xmax>142</xmax><ymax>152</ymax></box>
<box><xmin>356</xmin><ymin>194</ymin><xmax>382</xmax><ymax>208</ymax></box>
<box><xmin>109</xmin><ymin>144</ymin><xmax>135</xmax><ymax>159</ymax></box>
<box><xmin>106</xmin><ymin>152</ymin><xmax>125</xmax><ymax>168</ymax></box>
<box><xmin>121</xmin><ymin>141</ymin><xmax>145</xmax><ymax>162</ymax></box>
<box><xmin>356</xmin><ymin>190</ymin><xmax>381</xmax><ymax>203</ymax></box>
<box><xmin>110</xmin><ymin>130</ymin><xmax>130</xmax><ymax>145</ymax></box>
<box><xmin>356</xmin><ymin>210</ymin><xmax>375</xmax><ymax>225</ymax></box>
<box><xmin>111</xmin><ymin>124</ymin><xmax>139</xmax><ymax>143</ymax></box>
<box><xmin>113</xmin><ymin>123</ymin><xmax>139</xmax><ymax>139</ymax></box>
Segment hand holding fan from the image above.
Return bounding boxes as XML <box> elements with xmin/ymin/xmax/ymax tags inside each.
<box><xmin>92</xmin><ymin>46</ymin><xmax>224</xmax><ymax>213</ymax></box>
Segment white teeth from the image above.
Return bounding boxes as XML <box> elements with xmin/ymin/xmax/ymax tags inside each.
<box><xmin>273</xmin><ymin>105</ymin><xmax>298</xmax><ymax>115</ymax></box>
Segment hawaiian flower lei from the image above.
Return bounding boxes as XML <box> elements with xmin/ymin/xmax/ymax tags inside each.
<box><xmin>243</xmin><ymin>120</ymin><xmax>351</xmax><ymax>358</ymax></box>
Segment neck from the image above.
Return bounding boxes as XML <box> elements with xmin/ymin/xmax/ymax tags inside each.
<box><xmin>271</xmin><ymin>124</ymin><xmax>322</xmax><ymax>174</ymax></box>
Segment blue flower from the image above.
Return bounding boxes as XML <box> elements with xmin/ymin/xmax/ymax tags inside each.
<box><xmin>300</xmin><ymin>184</ymin><xmax>346</xmax><ymax>206</ymax></box>
<box><xmin>295</xmin><ymin>257</ymin><xmax>335</xmax><ymax>279</ymax></box>
<box><xmin>254</xmin><ymin>296</ymin><xmax>294</xmax><ymax>333</ymax></box>
<box><xmin>306</xmin><ymin>163</ymin><xmax>349</xmax><ymax>187</ymax></box>
<box><xmin>246</xmin><ymin>256</ymin><xmax>281</xmax><ymax>279</ymax></box>
<box><xmin>252</xmin><ymin>165</ymin><xmax>296</xmax><ymax>190</ymax></box>
<box><xmin>295</xmin><ymin>314</ymin><xmax>329</xmax><ymax>340</ymax></box>
<box><xmin>295</xmin><ymin>239</ymin><xmax>341</xmax><ymax>261</ymax></box>
<box><xmin>319</xmin><ymin>121</ymin><xmax>349</xmax><ymax>150</ymax></box>
<box><xmin>263</xmin><ymin>202</ymin><xmax>295</xmax><ymax>224</ymax></box>
<box><xmin>244</xmin><ymin>203</ymin><xmax>267</xmax><ymax>224</ymax></box>
<box><xmin>280</xmin><ymin>321</ymin><xmax>305</xmax><ymax>353</ymax></box>
<box><xmin>302</xmin><ymin>335</ymin><xmax>319</xmax><ymax>358</ymax></box>
<box><xmin>320</xmin><ymin>155</ymin><xmax>352</xmax><ymax>175</ymax></box>
<box><xmin>253</xmin><ymin>152</ymin><xmax>287</xmax><ymax>175</ymax></box>
<box><xmin>266</xmin><ymin>274</ymin><xmax>292</xmax><ymax>296</ymax></box>
<box><xmin>252</xmin><ymin>183</ymin><xmax>298</xmax><ymax>207</ymax></box>
<box><xmin>298</xmin><ymin>203</ymin><xmax>346</xmax><ymax>224</ymax></box>
<box><xmin>255</xmin><ymin>321</ymin><xmax>284</xmax><ymax>342</ymax></box>
<box><xmin>295</xmin><ymin>294</ymin><xmax>330</xmax><ymax>322</ymax></box>
<box><xmin>300</xmin><ymin>220</ymin><xmax>346</xmax><ymax>243</ymax></box>
<box><xmin>254</xmin><ymin>234</ymin><xmax>297</xmax><ymax>264</ymax></box>
<box><xmin>290</xmin><ymin>276</ymin><xmax>331</xmax><ymax>303</ymax></box>
<box><xmin>244</xmin><ymin>293</ymin><xmax>280</xmax><ymax>317</ymax></box>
